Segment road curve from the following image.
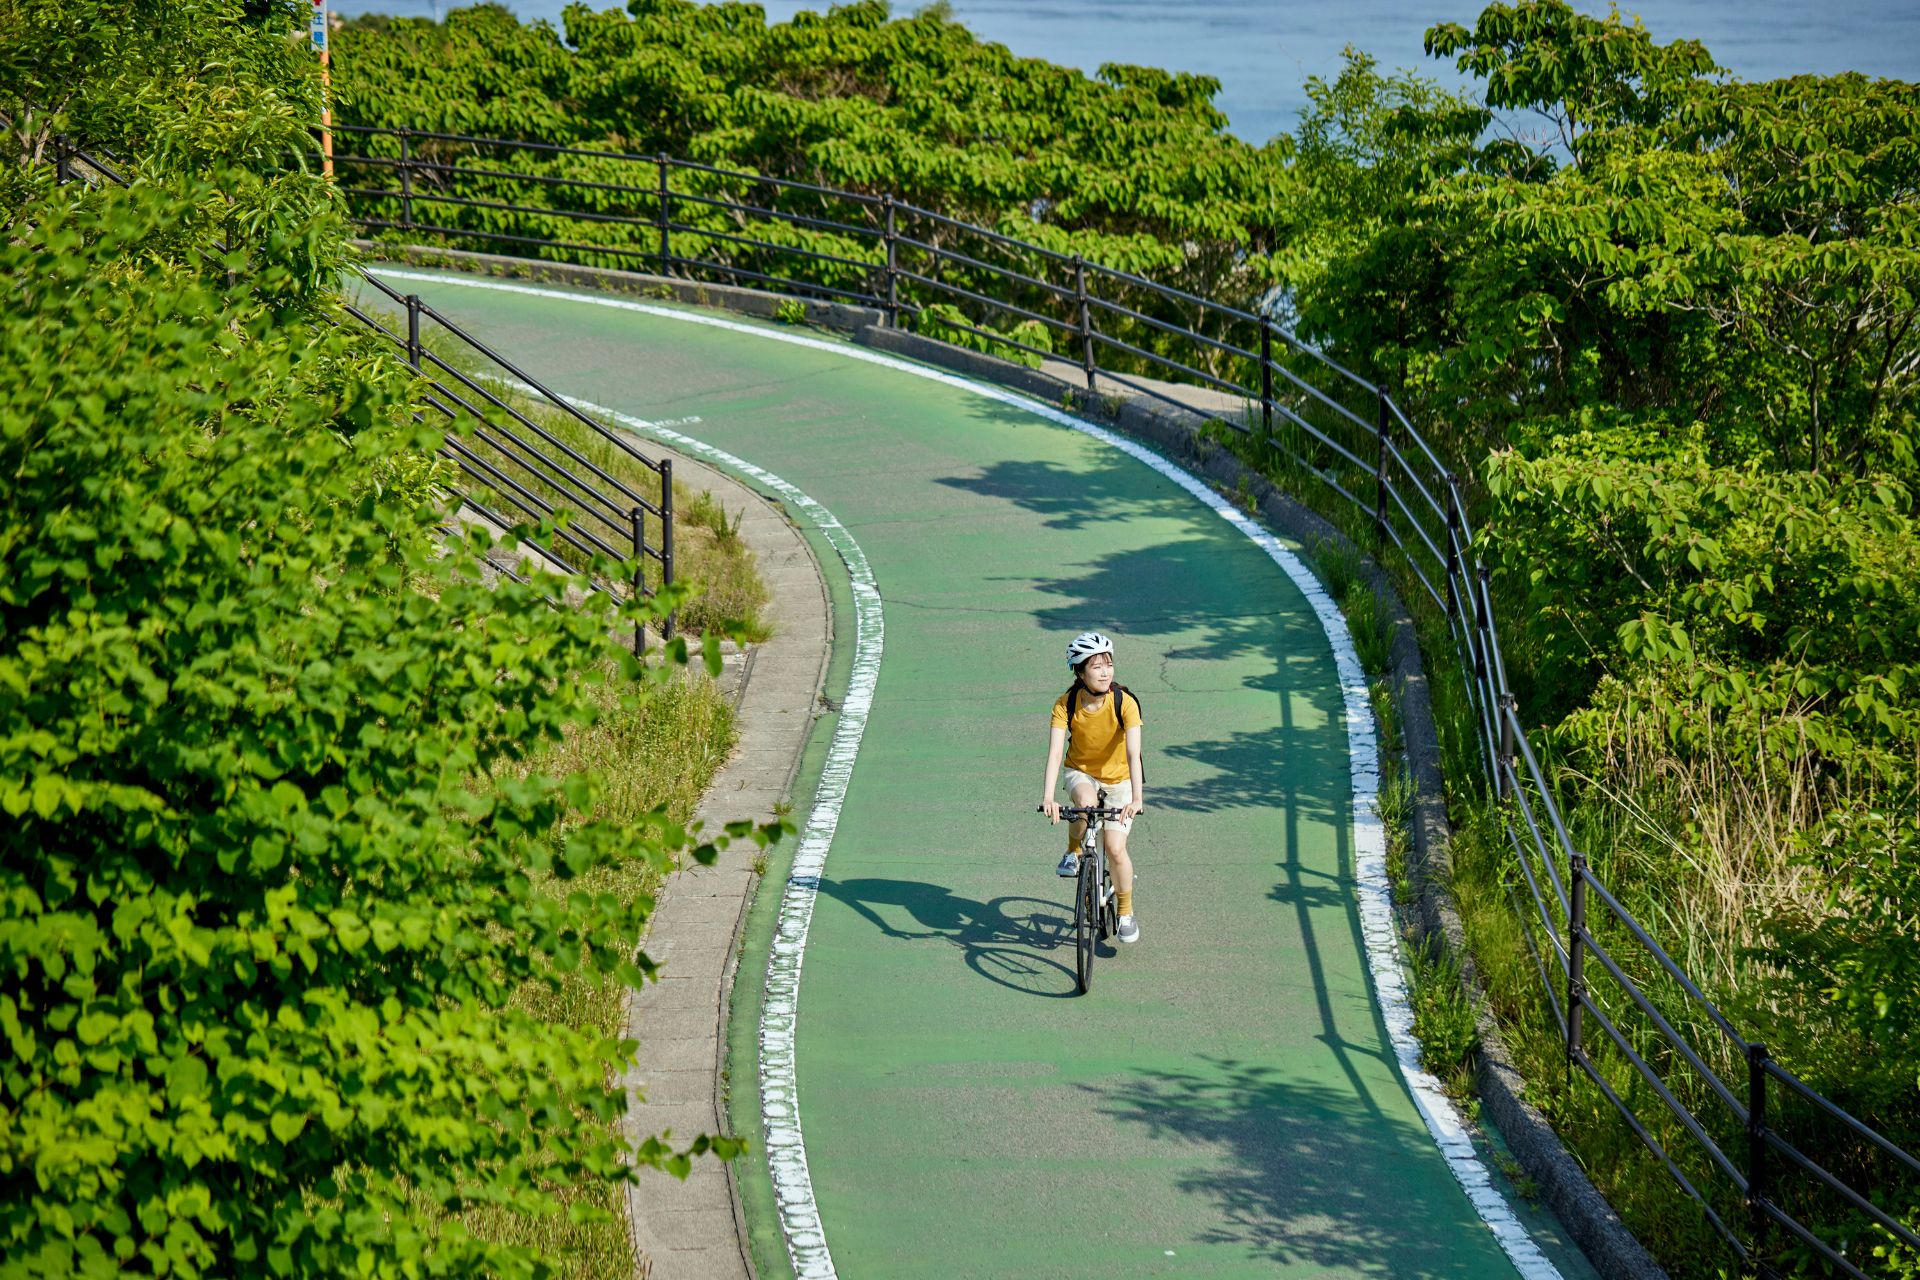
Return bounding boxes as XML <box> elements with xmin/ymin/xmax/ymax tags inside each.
<box><xmin>372</xmin><ymin>267</ymin><xmax>1592</xmax><ymax>1280</ymax></box>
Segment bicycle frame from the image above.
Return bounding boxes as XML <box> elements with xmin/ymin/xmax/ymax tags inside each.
<box><xmin>1057</xmin><ymin>790</ymin><xmax>1123</xmax><ymax>994</ymax></box>
<box><xmin>1079</xmin><ymin>814</ymin><xmax>1114</xmax><ymax>910</ymax></box>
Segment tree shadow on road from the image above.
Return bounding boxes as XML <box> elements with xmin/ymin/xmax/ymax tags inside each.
<box><xmin>1029</xmin><ymin>537</ymin><xmax>1305</xmax><ymax>664</ymax></box>
<box><xmin>1151</xmin><ymin>721</ymin><xmax>1350</xmax><ymax>818</ymax></box>
<box><xmin>1093</xmin><ymin>1057</ymin><xmax>1503</xmax><ymax>1277</ymax></box>
<box><xmin>934</xmin><ymin>438</ymin><xmax>1198</xmax><ymax>534</ymax></box>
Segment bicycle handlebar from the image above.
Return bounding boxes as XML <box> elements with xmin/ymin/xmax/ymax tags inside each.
<box><xmin>1037</xmin><ymin>805</ymin><xmax>1127</xmax><ymax>818</ymax></box>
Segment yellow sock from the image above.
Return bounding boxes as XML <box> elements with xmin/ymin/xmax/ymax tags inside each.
<box><xmin>1116</xmin><ymin>889</ymin><xmax>1133</xmax><ymax>916</ymax></box>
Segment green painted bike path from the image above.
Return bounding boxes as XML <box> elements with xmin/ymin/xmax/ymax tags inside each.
<box><xmin>382</xmin><ymin>271</ymin><xmax>1563</xmax><ymax>1279</ymax></box>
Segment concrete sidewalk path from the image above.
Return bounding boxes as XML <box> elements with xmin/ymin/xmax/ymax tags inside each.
<box><xmin>620</xmin><ymin>445</ymin><xmax>831</xmax><ymax>1280</ymax></box>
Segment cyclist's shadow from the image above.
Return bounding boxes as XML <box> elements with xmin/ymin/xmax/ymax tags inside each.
<box><xmin>818</xmin><ymin>878</ymin><xmax>1081</xmax><ymax>999</ymax></box>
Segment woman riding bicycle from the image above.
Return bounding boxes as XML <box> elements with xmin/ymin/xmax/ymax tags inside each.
<box><xmin>1039</xmin><ymin>631</ymin><xmax>1145</xmax><ymax>943</ymax></box>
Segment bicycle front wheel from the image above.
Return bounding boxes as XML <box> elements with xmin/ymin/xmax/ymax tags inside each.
<box><xmin>1073</xmin><ymin>855</ymin><xmax>1095</xmax><ymax>994</ymax></box>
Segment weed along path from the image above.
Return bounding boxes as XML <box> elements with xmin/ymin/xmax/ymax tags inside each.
<box><xmin>372</xmin><ymin>267</ymin><xmax>1591</xmax><ymax>1280</ymax></box>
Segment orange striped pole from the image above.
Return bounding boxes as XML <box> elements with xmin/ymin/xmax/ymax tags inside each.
<box><xmin>310</xmin><ymin>0</ymin><xmax>333</xmax><ymax>177</ymax></box>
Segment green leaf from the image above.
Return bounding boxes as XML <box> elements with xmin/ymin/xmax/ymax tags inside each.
<box><xmin>167</xmin><ymin>1055</ymin><xmax>210</xmax><ymax>1102</ymax></box>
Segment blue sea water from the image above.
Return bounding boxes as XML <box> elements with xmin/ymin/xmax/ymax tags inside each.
<box><xmin>325</xmin><ymin>0</ymin><xmax>1920</xmax><ymax>144</ymax></box>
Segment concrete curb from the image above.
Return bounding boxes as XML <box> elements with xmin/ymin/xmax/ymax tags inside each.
<box><xmin>618</xmin><ymin>444</ymin><xmax>832</xmax><ymax>1280</ymax></box>
<box><xmin>370</xmin><ymin>242</ymin><xmax>1665</xmax><ymax>1280</ymax></box>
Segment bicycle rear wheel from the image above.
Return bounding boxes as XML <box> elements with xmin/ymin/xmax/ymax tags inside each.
<box><xmin>1073</xmin><ymin>855</ymin><xmax>1095</xmax><ymax>994</ymax></box>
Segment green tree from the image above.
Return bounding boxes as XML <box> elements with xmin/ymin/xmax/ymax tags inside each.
<box><xmin>1270</xmin><ymin>49</ymin><xmax>1490</xmax><ymax>402</ymax></box>
<box><xmin>1410</xmin><ymin>1</ymin><xmax>1920</xmax><ymax>475</ymax></box>
<box><xmin>332</xmin><ymin>0</ymin><xmax>1292</xmax><ymax>287</ymax></box>
<box><xmin>0</xmin><ymin>179</ymin><xmax>746</xmax><ymax>1278</ymax></box>
<box><xmin>2</xmin><ymin>0</ymin><xmax>350</xmax><ymax>303</ymax></box>
<box><xmin>0</xmin><ymin>0</ymin><xmax>320</xmax><ymax>173</ymax></box>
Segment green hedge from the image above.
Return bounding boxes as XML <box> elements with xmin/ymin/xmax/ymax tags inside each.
<box><xmin>0</xmin><ymin>180</ymin><xmax>745</xmax><ymax>1278</ymax></box>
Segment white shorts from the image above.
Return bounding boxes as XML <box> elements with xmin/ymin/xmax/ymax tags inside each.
<box><xmin>1062</xmin><ymin>769</ymin><xmax>1133</xmax><ymax>833</ymax></box>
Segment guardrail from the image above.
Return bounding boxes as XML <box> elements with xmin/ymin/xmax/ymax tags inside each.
<box><xmin>49</xmin><ymin>137</ymin><xmax>675</xmax><ymax>651</ymax></box>
<box><xmin>343</xmin><ymin>272</ymin><xmax>675</xmax><ymax>652</ymax></box>
<box><xmin>329</xmin><ymin>125</ymin><xmax>1919</xmax><ymax>1277</ymax></box>
<box><xmin>327</xmin><ymin>124</ymin><xmax>1356</xmax><ymax>443</ymax></box>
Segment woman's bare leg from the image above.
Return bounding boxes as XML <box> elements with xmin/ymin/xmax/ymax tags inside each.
<box><xmin>1104</xmin><ymin>827</ymin><xmax>1134</xmax><ymax>900</ymax></box>
<box><xmin>1065</xmin><ymin>780</ymin><xmax>1097</xmax><ymax>854</ymax></box>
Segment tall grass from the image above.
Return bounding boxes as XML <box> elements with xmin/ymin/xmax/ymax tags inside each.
<box><xmin>678</xmin><ymin>488</ymin><xmax>772</xmax><ymax>641</ymax></box>
<box><xmin>459</xmin><ymin>665</ymin><xmax>739</xmax><ymax>1278</ymax></box>
<box><xmin>1552</xmin><ymin>697</ymin><xmax>1838</xmax><ymax>1005</ymax></box>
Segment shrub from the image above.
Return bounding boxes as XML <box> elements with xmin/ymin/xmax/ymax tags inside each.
<box><xmin>0</xmin><ymin>183</ymin><xmax>753</xmax><ymax>1278</ymax></box>
<box><xmin>915</xmin><ymin>302</ymin><xmax>1051</xmax><ymax>369</ymax></box>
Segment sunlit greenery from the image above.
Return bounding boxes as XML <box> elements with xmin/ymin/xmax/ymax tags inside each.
<box><xmin>333</xmin><ymin>3</ymin><xmax>1920</xmax><ymax>1268</ymax></box>
<box><xmin>1</xmin><ymin>3</ymin><xmax>766</xmax><ymax>1275</ymax></box>
<box><xmin>13</xmin><ymin>0</ymin><xmax>1919</xmax><ymax>1271</ymax></box>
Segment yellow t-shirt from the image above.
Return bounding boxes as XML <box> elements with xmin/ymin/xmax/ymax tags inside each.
<box><xmin>1051</xmin><ymin>687</ymin><xmax>1142</xmax><ymax>785</ymax></box>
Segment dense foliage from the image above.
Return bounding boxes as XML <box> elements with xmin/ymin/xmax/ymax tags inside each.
<box><xmin>1286</xmin><ymin>6</ymin><xmax>1920</xmax><ymax>720</ymax></box>
<box><xmin>1289</xmin><ymin>7</ymin><xmax>1920</xmax><ymax>1269</ymax></box>
<box><xmin>332</xmin><ymin>1</ymin><xmax>1920</xmax><ymax>1268</ymax></box>
<box><xmin>0</xmin><ymin>2</ymin><xmax>759</xmax><ymax>1274</ymax></box>
<box><xmin>1</xmin><ymin>0</ymin><xmax>346</xmax><ymax>296</ymax></box>
<box><xmin>8</xmin><ymin>183</ymin><xmax>642</xmax><ymax>1277</ymax></box>
<box><xmin>333</xmin><ymin>0</ymin><xmax>1289</xmax><ymax>288</ymax></box>
<box><xmin>16</xmin><ymin>0</ymin><xmax>1918</xmax><ymax>1269</ymax></box>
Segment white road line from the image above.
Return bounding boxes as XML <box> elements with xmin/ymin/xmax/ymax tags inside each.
<box><xmin>380</xmin><ymin>267</ymin><xmax>1563</xmax><ymax>1280</ymax></box>
<box><xmin>487</xmin><ymin>377</ymin><xmax>866</xmax><ymax>1280</ymax></box>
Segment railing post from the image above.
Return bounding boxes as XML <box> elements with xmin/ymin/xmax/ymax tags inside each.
<box><xmin>659</xmin><ymin>459</ymin><xmax>675</xmax><ymax>643</ymax></box>
<box><xmin>405</xmin><ymin>294</ymin><xmax>422</xmax><ymax>368</ymax></box>
<box><xmin>1747</xmin><ymin>1042</ymin><xmax>1771</xmax><ymax>1275</ymax></box>
<box><xmin>1375</xmin><ymin>390</ymin><xmax>1390</xmax><ymax>535</ymax></box>
<box><xmin>1497</xmin><ymin>690</ymin><xmax>1516</xmax><ymax>799</ymax></box>
<box><xmin>1567</xmin><ymin>848</ymin><xmax>1587</xmax><ymax>1064</ymax></box>
<box><xmin>1443</xmin><ymin>477</ymin><xmax>1462</xmax><ymax>620</ymax></box>
<box><xmin>54</xmin><ymin>137</ymin><xmax>71</xmax><ymax>185</ymax></box>
<box><xmin>398</xmin><ymin>128</ymin><xmax>414</xmax><ymax>232</ymax></box>
<box><xmin>1072</xmin><ymin>254</ymin><xmax>1095</xmax><ymax>393</ymax></box>
<box><xmin>630</xmin><ymin>506</ymin><xmax>647</xmax><ymax>659</ymax></box>
<box><xmin>1258</xmin><ymin>315</ymin><xmax>1274</xmax><ymax>445</ymax></box>
<box><xmin>882</xmin><ymin>194</ymin><xmax>899</xmax><ymax>323</ymax></box>
<box><xmin>1473</xmin><ymin>564</ymin><xmax>1491</xmax><ymax>685</ymax></box>
<box><xmin>656</xmin><ymin>154</ymin><xmax>671</xmax><ymax>273</ymax></box>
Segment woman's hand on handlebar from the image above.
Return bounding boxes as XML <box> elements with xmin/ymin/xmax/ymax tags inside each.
<box><xmin>1039</xmin><ymin>798</ymin><xmax>1062</xmax><ymax>824</ymax></box>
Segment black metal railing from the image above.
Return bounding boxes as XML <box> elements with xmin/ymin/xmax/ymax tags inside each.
<box><xmin>342</xmin><ymin>272</ymin><xmax>675</xmax><ymax>652</ymax></box>
<box><xmin>47</xmin><ymin>137</ymin><xmax>675</xmax><ymax>651</ymax></box>
<box><xmin>330</xmin><ymin>125</ymin><xmax>1919</xmax><ymax>1277</ymax></box>
<box><xmin>328</xmin><ymin>126</ymin><xmax>1319</xmax><ymax>439</ymax></box>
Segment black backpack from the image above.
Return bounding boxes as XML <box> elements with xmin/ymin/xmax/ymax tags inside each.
<box><xmin>1064</xmin><ymin>682</ymin><xmax>1144</xmax><ymax>783</ymax></box>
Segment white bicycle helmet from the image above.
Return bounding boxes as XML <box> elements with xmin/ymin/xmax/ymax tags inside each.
<box><xmin>1065</xmin><ymin>630</ymin><xmax>1115</xmax><ymax>670</ymax></box>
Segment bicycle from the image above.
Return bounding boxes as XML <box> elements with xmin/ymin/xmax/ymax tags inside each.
<box><xmin>1040</xmin><ymin>792</ymin><xmax>1124</xmax><ymax>995</ymax></box>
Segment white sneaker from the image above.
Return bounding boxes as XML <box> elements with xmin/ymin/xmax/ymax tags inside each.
<box><xmin>1116</xmin><ymin>914</ymin><xmax>1140</xmax><ymax>943</ymax></box>
<box><xmin>1055</xmin><ymin>851</ymin><xmax>1080</xmax><ymax>878</ymax></box>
